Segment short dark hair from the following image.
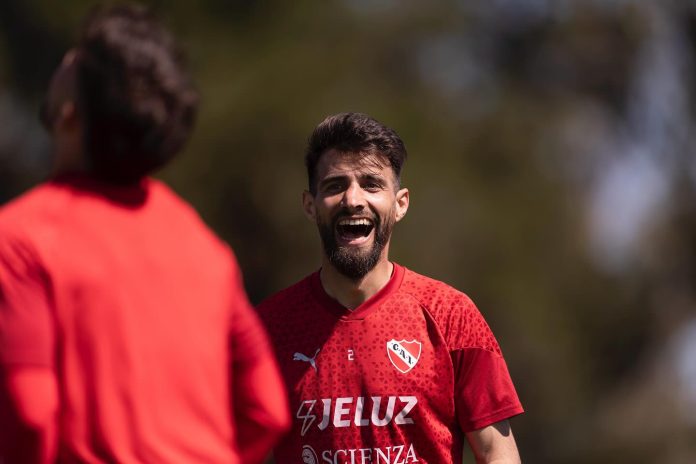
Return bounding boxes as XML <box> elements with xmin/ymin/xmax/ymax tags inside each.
<box><xmin>305</xmin><ymin>113</ymin><xmax>407</xmax><ymax>195</ymax></box>
<box><xmin>75</xmin><ymin>4</ymin><xmax>198</xmax><ymax>183</ymax></box>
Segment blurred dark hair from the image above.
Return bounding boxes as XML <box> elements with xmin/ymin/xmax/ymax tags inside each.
<box><xmin>305</xmin><ymin>112</ymin><xmax>407</xmax><ymax>195</ymax></box>
<box><xmin>75</xmin><ymin>4</ymin><xmax>198</xmax><ymax>183</ymax></box>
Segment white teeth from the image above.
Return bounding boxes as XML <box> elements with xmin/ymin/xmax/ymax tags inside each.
<box><xmin>338</xmin><ymin>218</ymin><xmax>372</xmax><ymax>226</ymax></box>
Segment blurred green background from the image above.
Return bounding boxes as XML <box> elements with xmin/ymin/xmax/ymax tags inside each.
<box><xmin>1</xmin><ymin>1</ymin><xmax>695</xmax><ymax>462</ymax></box>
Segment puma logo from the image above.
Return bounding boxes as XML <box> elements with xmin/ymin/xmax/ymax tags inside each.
<box><xmin>293</xmin><ymin>349</ymin><xmax>320</xmax><ymax>371</ymax></box>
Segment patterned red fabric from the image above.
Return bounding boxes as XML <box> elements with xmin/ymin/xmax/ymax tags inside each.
<box><xmin>258</xmin><ymin>263</ymin><xmax>523</xmax><ymax>464</ymax></box>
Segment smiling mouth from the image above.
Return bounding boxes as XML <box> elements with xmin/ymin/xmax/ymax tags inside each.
<box><xmin>336</xmin><ymin>217</ymin><xmax>375</xmax><ymax>242</ymax></box>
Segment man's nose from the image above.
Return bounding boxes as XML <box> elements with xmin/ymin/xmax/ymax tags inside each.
<box><xmin>340</xmin><ymin>182</ymin><xmax>365</xmax><ymax>210</ymax></box>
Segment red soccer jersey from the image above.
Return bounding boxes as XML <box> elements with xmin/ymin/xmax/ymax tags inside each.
<box><xmin>258</xmin><ymin>263</ymin><xmax>523</xmax><ymax>464</ymax></box>
<box><xmin>0</xmin><ymin>175</ymin><xmax>287</xmax><ymax>463</ymax></box>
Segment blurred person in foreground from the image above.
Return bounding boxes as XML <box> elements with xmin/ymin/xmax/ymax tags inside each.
<box><xmin>258</xmin><ymin>113</ymin><xmax>523</xmax><ymax>464</ymax></box>
<box><xmin>0</xmin><ymin>4</ymin><xmax>289</xmax><ymax>463</ymax></box>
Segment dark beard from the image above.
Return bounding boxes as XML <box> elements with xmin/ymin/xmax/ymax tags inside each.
<box><xmin>317</xmin><ymin>208</ymin><xmax>394</xmax><ymax>280</ymax></box>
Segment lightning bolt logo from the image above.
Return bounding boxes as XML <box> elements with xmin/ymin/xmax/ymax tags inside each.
<box><xmin>296</xmin><ymin>400</ymin><xmax>317</xmax><ymax>436</ymax></box>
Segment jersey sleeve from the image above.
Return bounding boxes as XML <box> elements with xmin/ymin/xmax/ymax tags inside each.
<box><xmin>446</xmin><ymin>295</ymin><xmax>523</xmax><ymax>432</ymax></box>
<box><xmin>228</xmin><ymin>255</ymin><xmax>290</xmax><ymax>464</ymax></box>
<box><xmin>451</xmin><ymin>348</ymin><xmax>523</xmax><ymax>432</ymax></box>
<box><xmin>0</xmin><ymin>232</ymin><xmax>54</xmax><ymax>368</ymax></box>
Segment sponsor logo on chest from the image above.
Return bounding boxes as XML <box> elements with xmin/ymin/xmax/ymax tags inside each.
<box><xmin>296</xmin><ymin>396</ymin><xmax>417</xmax><ymax>436</ymax></box>
<box><xmin>386</xmin><ymin>339</ymin><xmax>422</xmax><ymax>373</ymax></box>
<box><xmin>302</xmin><ymin>443</ymin><xmax>419</xmax><ymax>464</ymax></box>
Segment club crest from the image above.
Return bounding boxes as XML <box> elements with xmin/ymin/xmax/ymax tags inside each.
<box><xmin>386</xmin><ymin>339</ymin><xmax>422</xmax><ymax>373</ymax></box>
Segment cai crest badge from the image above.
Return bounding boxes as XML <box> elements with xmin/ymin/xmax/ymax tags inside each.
<box><xmin>387</xmin><ymin>339</ymin><xmax>422</xmax><ymax>373</ymax></box>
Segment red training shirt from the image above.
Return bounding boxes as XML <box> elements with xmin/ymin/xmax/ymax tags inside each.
<box><xmin>257</xmin><ymin>263</ymin><xmax>523</xmax><ymax>464</ymax></box>
<box><xmin>0</xmin><ymin>175</ymin><xmax>288</xmax><ymax>463</ymax></box>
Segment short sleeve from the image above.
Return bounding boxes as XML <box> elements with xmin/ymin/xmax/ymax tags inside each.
<box><xmin>451</xmin><ymin>347</ymin><xmax>523</xmax><ymax>432</ymax></box>
<box><xmin>0</xmin><ymin>233</ymin><xmax>54</xmax><ymax>368</ymax></box>
<box><xmin>447</xmin><ymin>295</ymin><xmax>523</xmax><ymax>432</ymax></box>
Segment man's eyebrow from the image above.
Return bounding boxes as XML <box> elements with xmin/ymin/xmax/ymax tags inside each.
<box><xmin>318</xmin><ymin>171</ymin><xmax>387</xmax><ymax>187</ymax></box>
<box><xmin>359</xmin><ymin>173</ymin><xmax>386</xmax><ymax>183</ymax></box>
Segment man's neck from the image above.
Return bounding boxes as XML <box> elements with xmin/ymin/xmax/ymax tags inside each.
<box><xmin>51</xmin><ymin>143</ymin><xmax>86</xmax><ymax>177</ymax></box>
<box><xmin>319</xmin><ymin>258</ymin><xmax>394</xmax><ymax>310</ymax></box>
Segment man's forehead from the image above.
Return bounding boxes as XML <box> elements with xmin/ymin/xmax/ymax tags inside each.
<box><xmin>316</xmin><ymin>149</ymin><xmax>392</xmax><ymax>178</ymax></box>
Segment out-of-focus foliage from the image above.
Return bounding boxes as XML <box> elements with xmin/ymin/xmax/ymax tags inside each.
<box><xmin>2</xmin><ymin>1</ymin><xmax>695</xmax><ymax>462</ymax></box>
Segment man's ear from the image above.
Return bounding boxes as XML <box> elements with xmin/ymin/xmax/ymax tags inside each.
<box><xmin>56</xmin><ymin>101</ymin><xmax>79</xmax><ymax>132</ymax></box>
<box><xmin>395</xmin><ymin>187</ymin><xmax>409</xmax><ymax>223</ymax></box>
<box><xmin>302</xmin><ymin>190</ymin><xmax>316</xmax><ymax>222</ymax></box>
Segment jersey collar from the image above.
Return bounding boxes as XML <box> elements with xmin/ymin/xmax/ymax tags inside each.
<box><xmin>310</xmin><ymin>262</ymin><xmax>405</xmax><ymax>321</ymax></box>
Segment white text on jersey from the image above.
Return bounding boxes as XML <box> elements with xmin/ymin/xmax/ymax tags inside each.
<box><xmin>320</xmin><ymin>443</ymin><xmax>418</xmax><ymax>464</ymax></box>
<box><xmin>296</xmin><ymin>396</ymin><xmax>417</xmax><ymax>436</ymax></box>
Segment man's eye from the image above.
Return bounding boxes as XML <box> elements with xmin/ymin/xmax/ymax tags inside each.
<box><xmin>323</xmin><ymin>183</ymin><xmax>343</xmax><ymax>193</ymax></box>
<box><xmin>364</xmin><ymin>182</ymin><xmax>382</xmax><ymax>191</ymax></box>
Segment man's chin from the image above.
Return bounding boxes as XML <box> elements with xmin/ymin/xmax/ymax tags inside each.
<box><xmin>328</xmin><ymin>247</ymin><xmax>382</xmax><ymax>280</ymax></box>
<box><xmin>335</xmin><ymin>245</ymin><xmax>375</xmax><ymax>260</ymax></box>
<box><xmin>336</xmin><ymin>240</ymin><xmax>375</xmax><ymax>254</ymax></box>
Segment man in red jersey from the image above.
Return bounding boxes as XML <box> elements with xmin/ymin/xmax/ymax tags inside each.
<box><xmin>0</xmin><ymin>5</ymin><xmax>289</xmax><ymax>463</ymax></box>
<box><xmin>258</xmin><ymin>112</ymin><xmax>523</xmax><ymax>464</ymax></box>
